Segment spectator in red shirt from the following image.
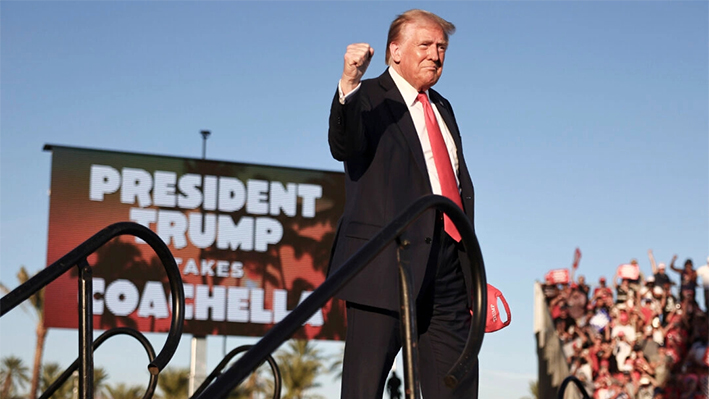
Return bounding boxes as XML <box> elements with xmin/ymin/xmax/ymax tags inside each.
<box><xmin>554</xmin><ymin>304</ymin><xmax>576</xmax><ymax>335</ymax></box>
<box><xmin>663</xmin><ymin>313</ymin><xmax>689</xmax><ymax>369</ymax></box>
<box><xmin>593</xmin><ymin>276</ymin><xmax>613</xmax><ymax>299</ymax></box>
<box><xmin>542</xmin><ymin>275</ymin><xmax>560</xmax><ymax>304</ymax></box>
<box><xmin>639</xmin><ymin>298</ymin><xmax>655</xmax><ymax>325</ymax></box>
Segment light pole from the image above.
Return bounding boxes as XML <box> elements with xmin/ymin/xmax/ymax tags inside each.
<box><xmin>190</xmin><ymin>129</ymin><xmax>211</xmax><ymax>396</ymax></box>
<box><xmin>200</xmin><ymin>130</ymin><xmax>211</xmax><ymax>159</ymax></box>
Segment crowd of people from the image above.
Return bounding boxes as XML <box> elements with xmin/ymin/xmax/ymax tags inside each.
<box><xmin>543</xmin><ymin>250</ymin><xmax>709</xmax><ymax>399</ymax></box>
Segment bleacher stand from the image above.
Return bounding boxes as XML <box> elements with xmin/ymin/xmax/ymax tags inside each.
<box><xmin>538</xmin><ymin>253</ymin><xmax>708</xmax><ymax>399</ymax></box>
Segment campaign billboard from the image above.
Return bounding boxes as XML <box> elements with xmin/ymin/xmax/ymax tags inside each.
<box><xmin>43</xmin><ymin>145</ymin><xmax>346</xmax><ymax>341</ymax></box>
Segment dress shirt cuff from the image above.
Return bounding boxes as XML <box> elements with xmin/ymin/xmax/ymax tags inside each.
<box><xmin>338</xmin><ymin>80</ymin><xmax>361</xmax><ymax>105</ymax></box>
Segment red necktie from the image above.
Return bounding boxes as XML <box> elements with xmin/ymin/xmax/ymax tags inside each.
<box><xmin>417</xmin><ymin>92</ymin><xmax>463</xmax><ymax>242</ymax></box>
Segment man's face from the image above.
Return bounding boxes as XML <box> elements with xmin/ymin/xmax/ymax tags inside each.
<box><xmin>390</xmin><ymin>19</ymin><xmax>447</xmax><ymax>91</ymax></box>
<box><xmin>619</xmin><ymin>312</ymin><xmax>629</xmax><ymax>325</ymax></box>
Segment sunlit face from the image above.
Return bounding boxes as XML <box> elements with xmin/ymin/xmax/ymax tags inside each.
<box><xmin>389</xmin><ymin>19</ymin><xmax>447</xmax><ymax>91</ymax></box>
<box><xmin>619</xmin><ymin>312</ymin><xmax>629</xmax><ymax>324</ymax></box>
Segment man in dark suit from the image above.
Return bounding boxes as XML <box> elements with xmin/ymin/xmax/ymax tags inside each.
<box><xmin>328</xmin><ymin>9</ymin><xmax>484</xmax><ymax>399</ymax></box>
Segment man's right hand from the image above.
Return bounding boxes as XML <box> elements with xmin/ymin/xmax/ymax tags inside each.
<box><xmin>341</xmin><ymin>43</ymin><xmax>374</xmax><ymax>95</ymax></box>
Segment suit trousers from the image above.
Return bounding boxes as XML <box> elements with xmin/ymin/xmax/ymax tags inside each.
<box><xmin>340</xmin><ymin>222</ymin><xmax>477</xmax><ymax>399</ymax></box>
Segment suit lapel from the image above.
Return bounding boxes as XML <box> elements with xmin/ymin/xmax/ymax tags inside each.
<box><xmin>378</xmin><ymin>71</ymin><xmax>429</xmax><ymax>181</ymax></box>
<box><xmin>429</xmin><ymin>89</ymin><xmax>463</xmax><ymax>155</ymax></box>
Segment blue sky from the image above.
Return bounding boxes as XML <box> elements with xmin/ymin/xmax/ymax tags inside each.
<box><xmin>1</xmin><ymin>1</ymin><xmax>707</xmax><ymax>398</ymax></box>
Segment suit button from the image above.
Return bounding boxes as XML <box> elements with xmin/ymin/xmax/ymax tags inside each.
<box><xmin>425</xmin><ymin>237</ymin><xmax>432</xmax><ymax>244</ymax></box>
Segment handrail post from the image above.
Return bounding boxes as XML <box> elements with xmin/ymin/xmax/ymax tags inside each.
<box><xmin>77</xmin><ymin>258</ymin><xmax>94</xmax><ymax>399</ymax></box>
<box><xmin>397</xmin><ymin>240</ymin><xmax>420</xmax><ymax>399</ymax></box>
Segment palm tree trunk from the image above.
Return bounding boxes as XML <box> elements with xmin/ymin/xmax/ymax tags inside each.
<box><xmin>29</xmin><ymin>317</ymin><xmax>48</xmax><ymax>399</ymax></box>
<box><xmin>2</xmin><ymin>374</ymin><xmax>13</xmax><ymax>399</ymax></box>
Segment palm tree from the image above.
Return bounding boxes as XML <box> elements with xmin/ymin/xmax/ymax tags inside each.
<box><xmin>1</xmin><ymin>356</ymin><xmax>31</xmax><ymax>399</ymax></box>
<box><xmin>520</xmin><ymin>380</ymin><xmax>538</xmax><ymax>399</ymax></box>
<box><xmin>0</xmin><ymin>266</ymin><xmax>48</xmax><ymax>399</ymax></box>
<box><xmin>275</xmin><ymin>340</ymin><xmax>326</xmax><ymax>399</ymax></box>
<box><xmin>104</xmin><ymin>383</ymin><xmax>143</xmax><ymax>399</ymax></box>
<box><xmin>156</xmin><ymin>368</ymin><xmax>189</xmax><ymax>399</ymax></box>
<box><xmin>327</xmin><ymin>346</ymin><xmax>344</xmax><ymax>381</ymax></box>
<box><xmin>39</xmin><ymin>362</ymin><xmax>72</xmax><ymax>399</ymax></box>
<box><xmin>38</xmin><ymin>363</ymin><xmax>109</xmax><ymax>399</ymax></box>
<box><xmin>228</xmin><ymin>364</ymin><xmax>271</xmax><ymax>399</ymax></box>
<box><xmin>93</xmin><ymin>367</ymin><xmax>110</xmax><ymax>399</ymax></box>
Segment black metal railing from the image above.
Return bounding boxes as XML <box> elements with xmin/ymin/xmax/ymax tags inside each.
<box><xmin>0</xmin><ymin>222</ymin><xmax>185</xmax><ymax>399</ymax></box>
<box><xmin>192</xmin><ymin>195</ymin><xmax>488</xmax><ymax>399</ymax></box>
<box><xmin>192</xmin><ymin>345</ymin><xmax>281</xmax><ymax>399</ymax></box>
<box><xmin>558</xmin><ymin>375</ymin><xmax>592</xmax><ymax>399</ymax></box>
<box><xmin>39</xmin><ymin>327</ymin><xmax>158</xmax><ymax>399</ymax></box>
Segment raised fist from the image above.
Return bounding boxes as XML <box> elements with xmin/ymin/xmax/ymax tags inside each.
<box><xmin>341</xmin><ymin>43</ymin><xmax>374</xmax><ymax>94</ymax></box>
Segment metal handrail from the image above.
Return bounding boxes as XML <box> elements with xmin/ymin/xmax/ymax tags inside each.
<box><xmin>39</xmin><ymin>327</ymin><xmax>158</xmax><ymax>399</ymax></box>
<box><xmin>191</xmin><ymin>345</ymin><xmax>281</xmax><ymax>399</ymax></box>
<box><xmin>397</xmin><ymin>243</ymin><xmax>420</xmax><ymax>398</ymax></box>
<box><xmin>193</xmin><ymin>194</ymin><xmax>487</xmax><ymax>399</ymax></box>
<box><xmin>558</xmin><ymin>375</ymin><xmax>592</xmax><ymax>399</ymax></box>
<box><xmin>0</xmin><ymin>222</ymin><xmax>185</xmax><ymax>398</ymax></box>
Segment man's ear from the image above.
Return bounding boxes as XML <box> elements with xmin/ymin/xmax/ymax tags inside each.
<box><xmin>389</xmin><ymin>42</ymin><xmax>401</xmax><ymax>64</ymax></box>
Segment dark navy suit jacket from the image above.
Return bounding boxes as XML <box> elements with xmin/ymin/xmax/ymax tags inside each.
<box><xmin>327</xmin><ymin>69</ymin><xmax>484</xmax><ymax>311</ymax></box>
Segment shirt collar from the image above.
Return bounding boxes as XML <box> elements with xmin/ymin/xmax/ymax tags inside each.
<box><xmin>388</xmin><ymin>67</ymin><xmax>428</xmax><ymax>107</ymax></box>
